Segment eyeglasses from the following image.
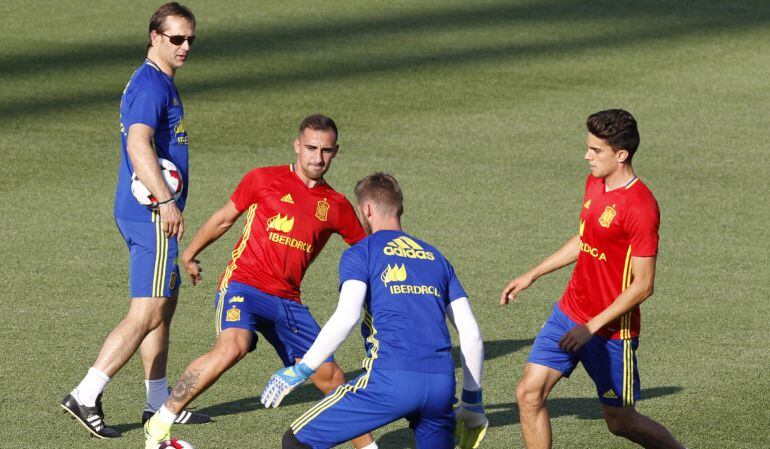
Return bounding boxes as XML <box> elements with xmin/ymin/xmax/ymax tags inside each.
<box><xmin>161</xmin><ymin>33</ymin><xmax>197</xmax><ymax>46</ymax></box>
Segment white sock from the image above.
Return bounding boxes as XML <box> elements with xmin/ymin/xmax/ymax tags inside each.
<box><xmin>72</xmin><ymin>367</ymin><xmax>110</xmax><ymax>407</ymax></box>
<box><xmin>145</xmin><ymin>377</ymin><xmax>170</xmax><ymax>411</ymax></box>
<box><xmin>359</xmin><ymin>443</ymin><xmax>378</xmax><ymax>449</ymax></box>
<box><xmin>158</xmin><ymin>405</ymin><xmax>178</xmax><ymax>425</ymax></box>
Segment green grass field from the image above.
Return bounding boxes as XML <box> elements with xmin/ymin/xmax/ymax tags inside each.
<box><xmin>2</xmin><ymin>0</ymin><xmax>769</xmax><ymax>447</ymax></box>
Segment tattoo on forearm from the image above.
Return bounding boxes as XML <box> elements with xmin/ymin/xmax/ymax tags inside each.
<box><xmin>169</xmin><ymin>368</ymin><xmax>203</xmax><ymax>405</ymax></box>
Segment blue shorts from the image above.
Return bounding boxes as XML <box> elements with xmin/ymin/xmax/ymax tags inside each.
<box><xmin>528</xmin><ymin>304</ymin><xmax>641</xmax><ymax>407</ymax></box>
<box><xmin>215</xmin><ymin>281</ymin><xmax>333</xmax><ymax>366</ymax></box>
<box><xmin>116</xmin><ymin>215</ymin><xmax>180</xmax><ymax>298</ymax></box>
<box><xmin>292</xmin><ymin>369</ymin><xmax>455</xmax><ymax>449</ymax></box>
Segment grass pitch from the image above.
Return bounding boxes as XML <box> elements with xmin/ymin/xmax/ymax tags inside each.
<box><xmin>1</xmin><ymin>1</ymin><xmax>768</xmax><ymax>447</ymax></box>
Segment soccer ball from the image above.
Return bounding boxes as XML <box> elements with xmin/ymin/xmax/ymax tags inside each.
<box><xmin>131</xmin><ymin>158</ymin><xmax>183</xmax><ymax>207</ymax></box>
<box><xmin>157</xmin><ymin>438</ymin><xmax>194</xmax><ymax>449</ymax></box>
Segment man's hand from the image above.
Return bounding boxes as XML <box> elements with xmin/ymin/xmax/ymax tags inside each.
<box><xmin>181</xmin><ymin>255</ymin><xmax>203</xmax><ymax>286</ymax></box>
<box><xmin>500</xmin><ymin>273</ymin><xmax>535</xmax><ymax>305</ymax></box>
<box><xmin>158</xmin><ymin>201</ymin><xmax>184</xmax><ymax>240</ymax></box>
<box><xmin>559</xmin><ymin>324</ymin><xmax>593</xmax><ymax>353</ymax></box>
<box><xmin>260</xmin><ymin>362</ymin><xmax>315</xmax><ymax>408</ymax></box>
<box><xmin>455</xmin><ymin>389</ymin><xmax>488</xmax><ymax>449</ymax></box>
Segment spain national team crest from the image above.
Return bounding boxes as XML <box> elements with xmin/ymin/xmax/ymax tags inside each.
<box><xmin>599</xmin><ymin>205</ymin><xmax>617</xmax><ymax>228</ymax></box>
<box><xmin>315</xmin><ymin>198</ymin><xmax>329</xmax><ymax>222</ymax></box>
<box><xmin>226</xmin><ymin>306</ymin><xmax>241</xmax><ymax>322</ymax></box>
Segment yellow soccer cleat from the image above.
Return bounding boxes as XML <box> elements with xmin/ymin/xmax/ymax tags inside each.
<box><xmin>144</xmin><ymin>413</ymin><xmax>171</xmax><ymax>449</ymax></box>
<box><xmin>455</xmin><ymin>417</ymin><xmax>489</xmax><ymax>449</ymax></box>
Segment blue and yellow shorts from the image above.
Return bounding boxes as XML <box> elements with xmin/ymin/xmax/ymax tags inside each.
<box><xmin>293</xmin><ymin>369</ymin><xmax>456</xmax><ymax>449</ymax></box>
<box><xmin>528</xmin><ymin>304</ymin><xmax>641</xmax><ymax>407</ymax></box>
<box><xmin>116</xmin><ymin>215</ymin><xmax>180</xmax><ymax>298</ymax></box>
<box><xmin>215</xmin><ymin>281</ymin><xmax>333</xmax><ymax>366</ymax></box>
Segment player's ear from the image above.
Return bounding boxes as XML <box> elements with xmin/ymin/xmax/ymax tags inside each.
<box><xmin>615</xmin><ymin>149</ymin><xmax>629</xmax><ymax>163</ymax></box>
<box><xmin>150</xmin><ymin>30</ymin><xmax>161</xmax><ymax>48</ymax></box>
<box><xmin>293</xmin><ymin>138</ymin><xmax>301</xmax><ymax>155</ymax></box>
<box><xmin>331</xmin><ymin>144</ymin><xmax>339</xmax><ymax>158</ymax></box>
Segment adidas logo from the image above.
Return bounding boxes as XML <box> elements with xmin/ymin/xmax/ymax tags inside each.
<box><xmin>602</xmin><ymin>389</ymin><xmax>618</xmax><ymax>399</ymax></box>
<box><xmin>584</xmin><ymin>199</ymin><xmax>591</xmax><ymax>209</ymax></box>
<box><xmin>381</xmin><ymin>264</ymin><xmax>407</xmax><ymax>286</ymax></box>
<box><xmin>267</xmin><ymin>213</ymin><xmax>294</xmax><ymax>232</ymax></box>
<box><xmin>284</xmin><ymin>367</ymin><xmax>296</xmax><ymax>377</ymax></box>
<box><xmin>383</xmin><ymin>236</ymin><xmax>435</xmax><ymax>260</ymax></box>
<box><xmin>281</xmin><ymin>194</ymin><xmax>294</xmax><ymax>204</ymax></box>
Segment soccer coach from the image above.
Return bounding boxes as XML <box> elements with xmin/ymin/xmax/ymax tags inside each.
<box><xmin>61</xmin><ymin>2</ymin><xmax>208</xmax><ymax>438</ymax></box>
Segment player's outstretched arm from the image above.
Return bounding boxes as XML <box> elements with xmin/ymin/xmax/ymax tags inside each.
<box><xmin>127</xmin><ymin>123</ymin><xmax>184</xmax><ymax>239</ymax></box>
<box><xmin>447</xmin><ymin>298</ymin><xmax>487</xmax><ymax>448</ymax></box>
<box><xmin>260</xmin><ymin>280</ymin><xmax>367</xmax><ymax>408</ymax></box>
<box><xmin>180</xmin><ymin>200</ymin><xmax>242</xmax><ymax>286</ymax></box>
<box><xmin>500</xmin><ymin>234</ymin><xmax>581</xmax><ymax>305</ymax></box>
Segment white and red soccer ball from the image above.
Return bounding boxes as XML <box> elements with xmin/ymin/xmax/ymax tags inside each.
<box><xmin>157</xmin><ymin>438</ymin><xmax>194</xmax><ymax>449</ymax></box>
<box><xmin>131</xmin><ymin>158</ymin><xmax>183</xmax><ymax>207</ymax></box>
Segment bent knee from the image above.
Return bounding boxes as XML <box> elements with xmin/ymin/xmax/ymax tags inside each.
<box><xmin>213</xmin><ymin>340</ymin><xmax>249</xmax><ymax>365</ymax></box>
<box><xmin>515</xmin><ymin>381</ymin><xmax>546</xmax><ymax>410</ymax></box>
<box><xmin>312</xmin><ymin>363</ymin><xmax>345</xmax><ymax>393</ymax></box>
<box><xmin>282</xmin><ymin>429</ymin><xmax>311</xmax><ymax>449</ymax></box>
<box><xmin>604</xmin><ymin>411</ymin><xmax>635</xmax><ymax>437</ymax></box>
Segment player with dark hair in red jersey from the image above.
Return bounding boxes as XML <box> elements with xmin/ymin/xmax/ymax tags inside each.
<box><xmin>144</xmin><ymin>114</ymin><xmax>377</xmax><ymax>449</ymax></box>
<box><xmin>501</xmin><ymin>110</ymin><xmax>685</xmax><ymax>448</ymax></box>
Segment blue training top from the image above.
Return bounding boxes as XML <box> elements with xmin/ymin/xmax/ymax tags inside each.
<box><xmin>339</xmin><ymin>230</ymin><xmax>468</xmax><ymax>374</ymax></box>
<box><xmin>114</xmin><ymin>59</ymin><xmax>189</xmax><ymax>221</ymax></box>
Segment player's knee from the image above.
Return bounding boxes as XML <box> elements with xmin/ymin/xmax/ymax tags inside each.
<box><xmin>312</xmin><ymin>362</ymin><xmax>345</xmax><ymax>393</ymax></box>
<box><xmin>604</xmin><ymin>410</ymin><xmax>635</xmax><ymax>437</ymax></box>
<box><xmin>282</xmin><ymin>429</ymin><xmax>311</xmax><ymax>449</ymax></box>
<box><xmin>515</xmin><ymin>380</ymin><xmax>545</xmax><ymax>411</ymax></box>
<box><xmin>213</xmin><ymin>340</ymin><xmax>249</xmax><ymax>367</ymax></box>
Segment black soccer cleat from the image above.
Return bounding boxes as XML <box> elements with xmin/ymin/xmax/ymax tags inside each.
<box><xmin>142</xmin><ymin>409</ymin><xmax>212</xmax><ymax>425</ymax></box>
<box><xmin>61</xmin><ymin>393</ymin><xmax>121</xmax><ymax>439</ymax></box>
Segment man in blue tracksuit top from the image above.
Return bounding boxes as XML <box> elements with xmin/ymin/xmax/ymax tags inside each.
<box><xmin>61</xmin><ymin>3</ymin><xmax>208</xmax><ymax>439</ymax></box>
<box><xmin>261</xmin><ymin>172</ymin><xmax>488</xmax><ymax>449</ymax></box>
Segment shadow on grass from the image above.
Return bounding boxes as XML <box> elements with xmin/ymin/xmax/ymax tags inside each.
<box><xmin>2</xmin><ymin>0</ymin><xmax>769</xmax><ymax>121</ymax></box>
<box><xmin>376</xmin><ymin>386</ymin><xmax>683</xmax><ymax>449</ymax></box>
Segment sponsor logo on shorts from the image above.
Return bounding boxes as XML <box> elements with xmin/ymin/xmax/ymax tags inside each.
<box><xmin>599</xmin><ymin>205</ymin><xmax>617</xmax><ymax>228</ymax></box>
<box><xmin>228</xmin><ymin>296</ymin><xmax>244</xmax><ymax>304</ymax></box>
<box><xmin>226</xmin><ymin>306</ymin><xmax>241</xmax><ymax>322</ymax></box>
<box><xmin>267</xmin><ymin>214</ymin><xmax>294</xmax><ymax>233</ymax></box>
<box><xmin>383</xmin><ymin>236</ymin><xmax>435</xmax><ymax>260</ymax></box>
<box><xmin>315</xmin><ymin>198</ymin><xmax>329</xmax><ymax>222</ymax></box>
<box><xmin>602</xmin><ymin>389</ymin><xmax>618</xmax><ymax>399</ymax></box>
<box><xmin>169</xmin><ymin>271</ymin><xmax>178</xmax><ymax>290</ymax></box>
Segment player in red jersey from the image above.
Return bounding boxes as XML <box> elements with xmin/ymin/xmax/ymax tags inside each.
<box><xmin>144</xmin><ymin>115</ymin><xmax>376</xmax><ymax>449</ymax></box>
<box><xmin>501</xmin><ymin>110</ymin><xmax>685</xmax><ymax>448</ymax></box>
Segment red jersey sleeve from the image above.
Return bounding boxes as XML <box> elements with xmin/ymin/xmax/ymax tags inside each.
<box><xmin>625</xmin><ymin>198</ymin><xmax>660</xmax><ymax>257</ymax></box>
<box><xmin>336</xmin><ymin>197</ymin><xmax>366</xmax><ymax>245</ymax></box>
<box><xmin>230</xmin><ymin>169</ymin><xmax>264</xmax><ymax>212</ymax></box>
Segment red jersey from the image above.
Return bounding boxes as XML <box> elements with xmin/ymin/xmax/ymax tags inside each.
<box><xmin>558</xmin><ymin>175</ymin><xmax>660</xmax><ymax>339</ymax></box>
<box><xmin>219</xmin><ymin>164</ymin><xmax>366</xmax><ymax>302</ymax></box>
